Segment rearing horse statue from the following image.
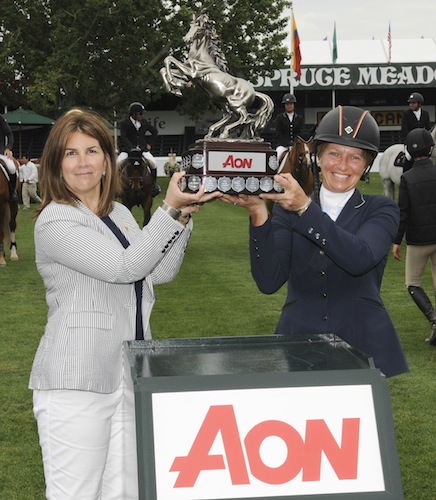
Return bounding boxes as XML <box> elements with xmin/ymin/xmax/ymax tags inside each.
<box><xmin>160</xmin><ymin>12</ymin><xmax>273</xmax><ymax>141</ymax></box>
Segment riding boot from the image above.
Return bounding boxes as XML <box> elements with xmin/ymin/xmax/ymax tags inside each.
<box><xmin>8</xmin><ymin>172</ymin><xmax>19</xmax><ymax>202</ymax></box>
<box><xmin>430</xmin><ymin>295</ymin><xmax>436</xmax><ymax>346</ymax></box>
<box><xmin>151</xmin><ymin>168</ymin><xmax>161</xmax><ymax>197</ymax></box>
<box><xmin>408</xmin><ymin>286</ymin><xmax>436</xmax><ymax>344</ymax></box>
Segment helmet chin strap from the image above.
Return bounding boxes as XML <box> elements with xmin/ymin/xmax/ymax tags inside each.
<box><xmin>312</xmin><ymin>153</ymin><xmax>321</xmax><ymax>206</ymax></box>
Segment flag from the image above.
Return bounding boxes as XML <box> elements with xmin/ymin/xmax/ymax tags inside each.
<box><xmin>388</xmin><ymin>21</ymin><xmax>392</xmax><ymax>64</ymax></box>
<box><xmin>332</xmin><ymin>22</ymin><xmax>338</xmax><ymax>63</ymax></box>
<box><xmin>291</xmin><ymin>9</ymin><xmax>302</xmax><ymax>77</ymax></box>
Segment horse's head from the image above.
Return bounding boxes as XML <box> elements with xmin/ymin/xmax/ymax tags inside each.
<box><xmin>119</xmin><ymin>151</ymin><xmax>154</xmax><ymax>226</ymax></box>
<box><xmin>120</xmin><ymin>151</ymin><xmax>153</xmax><ymax>204</ymax></box>
<box><xmin>282</xmin><ymin>136</ymin><xmax>315</xmax><ymax>196</ymax></box>
<box><xmin>294</xmin><ymin>135</ymin><xmax>315</xmax><ymax>171</ymax></box>
<box><xmin>184</xmin><ymin>13</ymin><xmax>209</xmax><ymax>43</ymax></box>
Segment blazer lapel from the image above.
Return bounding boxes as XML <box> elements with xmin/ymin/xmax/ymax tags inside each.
<box><xmin>335</xmin><ymin>189</ymin><xmax>366</xmax><ymax>228</ymax></box>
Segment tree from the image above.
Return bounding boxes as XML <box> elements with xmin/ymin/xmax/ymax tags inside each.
<box><xmin>0</xmin><ymin>0</ymin><xmax>291</xmax><ymax>121</ymax></box>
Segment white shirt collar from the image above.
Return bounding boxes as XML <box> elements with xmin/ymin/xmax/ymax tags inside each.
<box><xmin>130</xmin><ymin>116</ymin><xmax>141</xmax><ymax>129</ymax></box>
<box><xmin>320</xmin><ymin>185</ymin><xmax>355</xmax><ymax>221</ymax></box>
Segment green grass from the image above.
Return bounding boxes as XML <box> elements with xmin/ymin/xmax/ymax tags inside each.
<box><xmin>0</xmin><ymin>174</ymin><xmax>435</xmax><ymax>499</ymax></box>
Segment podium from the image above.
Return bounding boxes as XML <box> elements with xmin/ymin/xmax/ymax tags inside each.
<box><xmin>124</xmin><ymin>334</ymin><xmax>403</xmax><ymax>499</ymax></box>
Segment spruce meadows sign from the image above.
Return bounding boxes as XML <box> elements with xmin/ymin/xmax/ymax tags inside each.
<box><xmin>254</xmin><ymin>63</ymin><xmax>436</xmax><ymax>90</ymax></box>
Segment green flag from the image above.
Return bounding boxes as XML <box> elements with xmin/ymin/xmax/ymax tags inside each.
<box><xmin>332</xmin><ymin>22</ymin><xmax>338</xmax><ymax>63</ymax></box>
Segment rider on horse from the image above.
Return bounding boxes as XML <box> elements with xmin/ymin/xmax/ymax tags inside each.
<box><xmin>0</xmin><ymin>114</ymin><xmax>18</xmax><ymax>201</ymax></box>
<box><xmin>274</xmin><ymin>93</ymin><xmax>305</xmax><ymax>169</ymax></box>
<box><xmin>117</xmin><ymin>102</ymin><xmax>161</xmax><ymax>197</ymax></box>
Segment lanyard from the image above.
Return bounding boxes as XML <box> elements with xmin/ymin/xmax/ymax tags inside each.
<box><xmin>101</xmin><ymin>216</ymin><xmax>144</xmax><ymax>340</ymax></box>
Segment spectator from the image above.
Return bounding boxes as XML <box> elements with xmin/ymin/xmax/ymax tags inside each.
<box><xmin>21</xmin><ymin>155</ymin><xmax>42</xmax><ymax>209</ymax></box>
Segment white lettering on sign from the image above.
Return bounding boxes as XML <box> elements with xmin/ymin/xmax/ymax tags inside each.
<box><xmin>152</xmin><ymin>385</ymin><xmax>385</xmax><ymax>499</ymax></box>
<box><xmin>253</xmin><ymin>65</ymin><xmax>436</xmax><ymax>89</ymax></box>
<box><xmin>208</xmin><ymin>151</ymin><xmax>266</xmax><ymax>173</ymax></box>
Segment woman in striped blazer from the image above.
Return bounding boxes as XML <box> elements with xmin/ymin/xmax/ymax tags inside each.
<box><xmin>29</xmin><ymin>109</ymin><xmax>221</xmax><ymax>499</ymax></box>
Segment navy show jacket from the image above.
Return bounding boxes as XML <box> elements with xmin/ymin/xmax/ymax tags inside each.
<box><xmin>249</xmin><ymin>189</ymin><xmax>408</xmax><ymax>378</ymax></box>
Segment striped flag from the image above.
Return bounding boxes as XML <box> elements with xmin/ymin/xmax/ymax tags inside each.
<box><xmin>291</xmin><ymin>9</ymin><xmax>302</xmax><ymax>77</ymax></box>
<box><xmin>332</xmin><ymin>22</ymin><xmax>338</xmax><ymax>63</ymax></box>
<box><xmin>388</xmin><ymin>22</ymin><xmax>392</xmax><ymax>64</ymax></box>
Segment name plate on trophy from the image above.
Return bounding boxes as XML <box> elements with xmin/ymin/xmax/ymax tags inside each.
<box><xmin>180</xmin><ymin>140</ymin><xmax>281</xmax><ymax>194</ymax></box>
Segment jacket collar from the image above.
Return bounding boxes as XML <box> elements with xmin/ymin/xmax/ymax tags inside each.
<box><xmin>335</xmin><ymin>189</ymin><xmax>366</xmax><ymax>227</ymax></box>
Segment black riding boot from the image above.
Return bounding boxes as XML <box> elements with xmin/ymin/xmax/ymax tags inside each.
<box><xmin>151</xmin><ymin>168</ymin><xmax>161</xmax><ymax>197</ymax></box>
<box><xmin>408</xmin><ymin>286</ymin><xmax>436</xmax><ymax>344</ymax></box>
<box><xmin>8</xmin><ymin>172</ymin><xmax>18</xmax><ymax>201</ymax></box>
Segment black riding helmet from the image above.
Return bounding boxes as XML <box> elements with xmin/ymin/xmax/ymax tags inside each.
<box><xmin>129</xmin><ymin>102</ymin><xmax>145</xmax><ymax>115</ymax></box>
<box><xmin>407</xmin><ymin>92</ymin><xmax>424</xmax><ymax>104</ymax></box>
<box><xmin>281</xmin><ymin>93</ymin><xmax>297</xmax><ymax>104</ymax></box>
<box><xmin>315</xmin><ymin>105</ymin><xmax>380</xmax><ymax>164</ymax></box>
<box><xmin>405</xmin><ymin>128</ymin><xmax>434</xmax><ymax>158</ymax></box>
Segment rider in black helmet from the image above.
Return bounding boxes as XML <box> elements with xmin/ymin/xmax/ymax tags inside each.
<box><xmin>274</xmin><ymin>93</ymin><xmax>305</xmax><ymax>167</ymax></box>
<box><xmin>118</xmin><ymin>102</ymin><xmax>161</xmax><ymax>196</ymax></box>
<box><xmin>221</xmin><ymin>105</ymin><xmax>408</xmax><ymax>378</ymax></box>
<box><xmin>393</xmin><ymin>128</ymin><xmax>436</xmax><ymax>345</ymax></box>
<box><xmin>400</xmin><ymin>91</ymin><xmax>431</xmax><ymax>172</ymax></box>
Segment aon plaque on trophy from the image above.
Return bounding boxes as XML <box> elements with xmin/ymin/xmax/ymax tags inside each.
<box><xmin>179</xmin><ymin>140</ymin><xmax>280</xmax><ymax>194</ymax></box>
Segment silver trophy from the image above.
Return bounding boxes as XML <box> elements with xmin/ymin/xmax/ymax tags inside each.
<box><xmin>160</xmin><ymin>12</ymin><xmax>278</xmax><ymax>194</ymax></box>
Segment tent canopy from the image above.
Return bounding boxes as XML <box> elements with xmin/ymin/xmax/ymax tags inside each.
<box><xmin>3</xmin><ymin>107</ymin><xmax>55</xmax><ymax>125</ymax></box>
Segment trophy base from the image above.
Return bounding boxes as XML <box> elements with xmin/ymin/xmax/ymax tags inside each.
<box><xmin>180</xmin><ymin>140</ymin><xmax>280</xmax><ymax>195</ymax></box>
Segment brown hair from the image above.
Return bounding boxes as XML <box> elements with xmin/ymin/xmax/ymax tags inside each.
<box><xmin>35</xmin><ymin>108</ymin><xmax>121</xmax><ymax>218</ymax></box>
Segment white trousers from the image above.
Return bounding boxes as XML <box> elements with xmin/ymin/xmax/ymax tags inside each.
<box><xmin>117</xmin><ymin>151</ymin><xmax>156</xmax><ymax>169</ymax></box>
<box><xmin>33</xmin><ymin>374</ymin><xmax>139</xmax><ymax>500</ymax></box>
<box><xmin>22</xmin><ymin>182</ymin><xmax>42</xmax><ymax>208</ymax></box>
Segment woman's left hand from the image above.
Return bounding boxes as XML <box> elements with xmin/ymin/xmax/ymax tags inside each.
<box><xmin>164</xmin><ymin>171</ymin><xmax>222</xmax><ymax>211</ymax></box>
<box><xmin>259</xmin><ymin>173</ymin><xmax>310</xmax><ymax>212</ymax></box>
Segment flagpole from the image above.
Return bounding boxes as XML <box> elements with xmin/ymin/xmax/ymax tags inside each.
<box><xmin>387</xmin><ymin>21</ymin><xmax>392</xmax><ymax>64</ymax></box>
<box><xmin>332</xmin><ymin>22</ymin><xmax>337</xmax><ymax>109</ymax></box>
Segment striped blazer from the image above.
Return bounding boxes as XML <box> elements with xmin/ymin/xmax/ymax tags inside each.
<box><xmin>29</xmin><ymin>201</ymin><xmax>191</xmax><ymax>393</ymax></box>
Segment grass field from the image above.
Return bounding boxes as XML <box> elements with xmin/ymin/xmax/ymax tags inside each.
<box><xmin>0</xmin><ymin>174</ymin><xmax>435</xmax><ymax>499</ymax></box>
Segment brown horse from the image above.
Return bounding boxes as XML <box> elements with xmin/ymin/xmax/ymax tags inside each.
<box><xmin>266</xmin><ymin>135</ymin><xmax>316</xmax><ymax>216</ymax></box>
<box><xmin>0</xmin><ymin>157</ymin><xmax>19</xmax><ymax>267</ymax></box>
<box><xmin>120</xmin><ymin>149</ymin><xmax>154</xmax><ymax>227</ymax></box>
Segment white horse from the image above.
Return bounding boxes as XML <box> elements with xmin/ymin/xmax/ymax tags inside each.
<box><xmin>379</xmin><ymin>125</ymin><xmax>436</xmax><ymax>200</ymax></box>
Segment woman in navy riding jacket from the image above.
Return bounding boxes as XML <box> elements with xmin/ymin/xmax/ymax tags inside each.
<box><xmin>222</xmin><ymin>106</ymin><xmax>408</xmax><ymax>378</ymax></box>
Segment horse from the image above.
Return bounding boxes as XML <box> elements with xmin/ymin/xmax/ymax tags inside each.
<box><xmin>160</xmin><ymin>12</ymin><xmax>273</xmax><ymax>141</ymax></box>
<box><xmin>120</xmin><ymin>150</ymin><xmax>154</xmax><ymax>227</ymax></box>
<box><xmin>0</xmin><ymin>157</ymin><xmax>19</xmax><ymax>267</ymax></box>
<box><xmin>379</xmin><ymin>125</ymin><xmax>436</xmax><ymax>200</ymax></box>
<box><xmin>266</xmin><ymin>135</ymin><xmax>316</xmax><ymax>216</ymax></box>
